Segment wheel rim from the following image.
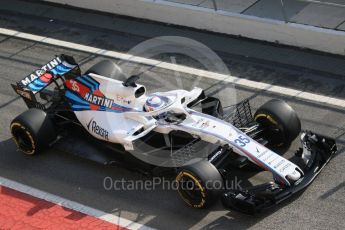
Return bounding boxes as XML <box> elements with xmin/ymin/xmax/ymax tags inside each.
<box><xmin>11</xmin><ymin>123</ymin><xmax>35</xmax><ymax>154</ymax></box>
<box><xmin>176</xmin><ymin>171</ymin><xmax>206</xmax><ymax>208</ymax></box>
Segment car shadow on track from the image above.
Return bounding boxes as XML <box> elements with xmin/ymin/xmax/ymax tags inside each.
<box><xmin>0</xmin><ymin>137</ymin><xmax>309</xmax><ymax>229</ymax></box>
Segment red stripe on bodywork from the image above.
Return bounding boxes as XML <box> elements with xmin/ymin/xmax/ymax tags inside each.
<box><xmin>236</xmin><ymin>146</ymin><xmax>287</xmax><ymax>185</ymax></box>
<box><xmin>65</xmin><ymin>79</ymin><xmax>90</xmax><ymax>98</ymax></box>
<box><xmin>39</xmin><ymin>73</ymin><xmax>53</xmax><ymax>83</ymax></box>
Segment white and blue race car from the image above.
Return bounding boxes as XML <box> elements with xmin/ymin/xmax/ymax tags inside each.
<box><xmin>10</xmin><ymin>55</ymin><xmax>337</xmax><ymax>214</ymax></box>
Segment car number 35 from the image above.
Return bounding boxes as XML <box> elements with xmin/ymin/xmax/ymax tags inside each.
<box><xmin>234</xmin><ymin>135</ymin><xmax>250</xmax><ymax>147</ymax></box>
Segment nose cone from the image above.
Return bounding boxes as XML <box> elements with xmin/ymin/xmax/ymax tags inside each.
<box><xmin>287</xmin><ymin>170</ymin><xmax>301</xmax><ymax>182</ymax></box>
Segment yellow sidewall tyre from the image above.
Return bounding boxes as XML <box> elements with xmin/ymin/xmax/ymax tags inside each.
<box><xmin>176</xmin><ymin>160</ymin><xmax>223</xmax><ymax>209</ymax></box>
<box><xmin>254</xmin><ymin>99</ymin><xmax>301</xmax><ymax>145</ymax></box>
<box><xmin>10</xmin><ymin>108</ymin><xmax>56</xmax><ymax>155</ymax></box>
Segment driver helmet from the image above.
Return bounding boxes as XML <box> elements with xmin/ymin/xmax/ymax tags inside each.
<box><xmin>144</xmin><ymin>95</ymin><xmax>168</xmax><ymax>112</ymax></box>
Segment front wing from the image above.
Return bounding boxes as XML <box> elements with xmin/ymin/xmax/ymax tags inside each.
<box><xmin>221</xmin><ymin>131</ymin><xmax>337</xmax><ymax>214</ymax></box>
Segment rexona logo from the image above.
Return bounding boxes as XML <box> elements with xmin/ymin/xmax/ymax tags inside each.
<box><xmin>87</xmin><ymin>118</ymin><xmax>109</xmax><ymax>140</ymax></box>
<box><xmin>84</xmin><ymin>93</ymin><xmax>114</xmax><ymax>109</ymax></box>
<box><xmin>21</xmin><ymin>57</ymin><xmax>62</xmax><ymax>86</ymax></box>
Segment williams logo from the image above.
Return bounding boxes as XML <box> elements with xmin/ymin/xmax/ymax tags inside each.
<box><xmin>87</xmin><ymin>118</ymin><xmax>109</xmax><ymax>140</ymax></box>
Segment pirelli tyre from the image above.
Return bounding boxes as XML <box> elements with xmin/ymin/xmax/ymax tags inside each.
<box><xmin>10</xmin><ymin>108</ymin><xmax>56</xmax><ymax>155</ymax></box>
<box><xmin>176</xmin><ymin>160</ymin><xmax>223</xmax><ymax>208</ymax></box>
<box><xmin>254</xmin><ymin>99</ymin><xmax>301</xmax><ymax>145</ymax></box>
<box><xmin>86</xmin><ymin>60</ymin><xmax>127</xmax><ymax>81</ymax></box>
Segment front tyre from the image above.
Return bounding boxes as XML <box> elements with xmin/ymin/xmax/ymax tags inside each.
<box><xmin>10</xmin><ymin>109</ymin><xmax>56</xmax><ymax>155</ymax></box>
<box><xmin>254</xmin><ymin>99</ymin><xmax>301</xmax><ymax>146</ymax></box>
<box><xmin>176</xmin><ymin>160</ymin><xmax>223</xmax><ymax>208</ymax></box>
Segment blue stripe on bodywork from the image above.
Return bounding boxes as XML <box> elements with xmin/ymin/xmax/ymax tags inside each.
<box><xmin>32</xmin><ymin>79</ymin><xmax>46</xmax><ymax>87</ymax></box>
<box><xmin>49</xmin><ymin>64</ymin><xmax>71</xmax><ymax>75</ymax></box>
<box><xmin>83</xmin><ymin>75</ymin><xmax>100</xmax><ymax>88</ymax></box>
<box><xmin>110</xmin><ymin>102</ymin><xmax>134</xmax><ymax>111</ymax></box>
<box><xmin>60</xmin><ymin>63</ymin><xmax>72</xmax><ymax>70</ymax></box>
<box><xmin>65</xmin><ymin>91</ymin><xmax>89</xmax><ymax>105</ymax></box>
<box><xmin>77</xmin><ymin>77</ymin><xmax>95</xmax><ymax>91</ymax></box>
<box><xmin>50</xmin><ymin>68</ymin><xmax>59</xmax><ymax>75</ymax></box>
<box><xmin>27</xmin><ymin>83</ymin><xmax>42</xmax><ymax>91</ymax></box>
<box><xmin>55</xmin><ymin>65</ymin><xmax>71</xmax><ymax>73</ymax></box>
<box><xmin>71</xmin><ymin>104</ymin><xmax>91</xmax><ymax>109</ymax></box>
<box><xmin>66</xmin><ymin>74</ymin><xmax>137</xmax><ymax>113</ymax></box>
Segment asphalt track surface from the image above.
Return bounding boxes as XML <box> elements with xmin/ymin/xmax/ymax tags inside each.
<box><xmin>0</xmin><ymin>1</ymin><xmax>345</xmax><ymax>229</ymax></box>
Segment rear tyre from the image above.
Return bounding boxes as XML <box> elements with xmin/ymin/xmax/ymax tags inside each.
<box><xmin>254</xmin><ymin>99</ymin><xmax>301</xmax><ymax>146</ymax></box>
<box><xmin>176</xmin><ymin>160</ymin><xmax>223</xmax><ymax>208</ymax></box>
<box><xmin>86</xmin><ymin>60</ymin><xmax>127</xmax><ymax>81</ymax></box>
<box><xmin>10</xmin><ymin>109</ymin><xmax>56</xmax><ymax>155</ymax></box>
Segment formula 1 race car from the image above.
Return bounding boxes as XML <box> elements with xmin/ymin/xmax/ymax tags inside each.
<box><xmin>10</xmin><ymin>55</ymin><xmax>337</xmax><ymax>214</ymax></box>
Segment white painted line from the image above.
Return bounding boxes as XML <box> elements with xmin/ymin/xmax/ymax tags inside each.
<box><xmin>0</xmin><ymin>27</ymin><xmax>344</xmax><ymax>108</ymax></box>
<box><xmin>0</xmin><ymin>176</ymin><xmax>155</xmax><ymax>230</ymax></box>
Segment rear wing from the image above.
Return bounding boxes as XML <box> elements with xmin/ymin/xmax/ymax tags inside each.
<box><xmin>12</xmin><ymin>54</ymin><xmax>80</xmax><ymax>109</ymax></box>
